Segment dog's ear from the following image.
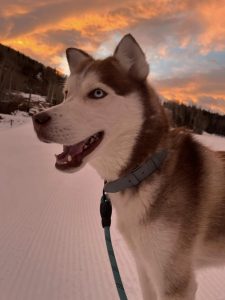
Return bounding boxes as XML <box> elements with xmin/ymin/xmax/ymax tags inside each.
<box><xmin>113</xmin><ymin>34</ymin><xmax>149</xmax><ymax>80</ymax></box>
<box><xmin>66</xmin><ymin>48</ymin><xmax>93</xmax><ymax>73</ymax></box>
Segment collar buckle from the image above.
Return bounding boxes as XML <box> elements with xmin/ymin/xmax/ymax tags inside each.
<box><xmin>126</xmin><ymin>172</ymin><xmax>141</xmax><ymax>186</ymax></box>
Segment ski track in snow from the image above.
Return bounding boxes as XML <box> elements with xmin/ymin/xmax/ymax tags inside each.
<box><xmin>0</xmin><ymin>121</ymin><xmax>225</xmax><ymax>300</ymax></box>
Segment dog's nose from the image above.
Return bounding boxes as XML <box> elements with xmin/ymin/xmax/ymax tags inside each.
<box><xmin>33</xmin><ymin>112</ymin><xmax>51</xmax><ymax>125</ymax></box>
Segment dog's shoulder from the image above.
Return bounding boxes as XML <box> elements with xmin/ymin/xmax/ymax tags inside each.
<box><xmin>147</xmin><ymin>129</ymin><xmax>205</xmax><ymax>223</ymax></box>
<box><xmin>168</xmin><ymin>128</ymin><xmax>205</xmax><ymax>181</ymax></box>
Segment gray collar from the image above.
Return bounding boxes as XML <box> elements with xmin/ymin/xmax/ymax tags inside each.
<box><xmin>104</xmin><ymin>149</ymin><xmax>167</xmax><ymax>193</ymax></box>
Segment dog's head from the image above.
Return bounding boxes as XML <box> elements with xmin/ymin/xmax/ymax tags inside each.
<box><xmin>33</xmin><ymin>34</ymin><xmax>152</xmax><ymax>173</ymax></box>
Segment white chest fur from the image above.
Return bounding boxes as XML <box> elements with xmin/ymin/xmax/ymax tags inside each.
<box><xmin>109</xmin><ymin>180</ymin><xmax>180</xmax><ymax>296</ymax></box>
<box><xmin>109</xmin><ymin>179</ymin><xmax>163</xmax><ymax>253</ymax></box>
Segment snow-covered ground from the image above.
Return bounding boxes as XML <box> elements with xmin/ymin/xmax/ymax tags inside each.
<box><xmin>0</xmin><ymin>120</ymin><xmax>225</xmax><ymax>300</ymax></box>
<box><xmin>0</xmin><ymin>112</ymin><xmax>30</xmax><ymax>131</ymax></box>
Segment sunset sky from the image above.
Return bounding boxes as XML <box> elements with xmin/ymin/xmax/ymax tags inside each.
<box><xmin>1</xmin><ymin>0</ymin><xmax>225</xmax><ymax>114</ymax></box>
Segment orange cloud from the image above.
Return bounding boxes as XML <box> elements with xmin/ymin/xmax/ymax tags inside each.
<box><xmin>0</xmin><ymin>0</ymin><xmax>189</xmax><ymax>68</ymax></box>
<box><xmin>2</xmin><ymin>5</ymin><xmax>31</xmax><ymax>17</ymax></box>
<box><xmin>3</xmin><ymin>36</ymin><xmax>62</xmax><ymax>67</ymax></box>
<box><xmin>1</xmin><ymin>8</ymin><xmax>134</xmax><ymax>63</ymax></box>
<box><xmin>154</xmin><ymin>68</ymin><xmax>225</xmax><ymax>114</ymax></box>
<box><xmin>0</xmin><ymin>1</ymin><xmax>193</xmax><ymax>52</ymax></box>
<box><xmin>196</xmin><ymin>1</ymin><xmax>225</xmax><ymax>53</ymax></box>
<box><xmin>1</xmin><ymin>0</ymin><xmax>225</xmax><ymax>57</ymax></box>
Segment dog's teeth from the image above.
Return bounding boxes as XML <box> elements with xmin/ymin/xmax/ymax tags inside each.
<box><xmin>57</xmin><ymin>161</ymin><xmax>67</xmax><ymax>165</ymax></box>
<box><xmin>83</xmin><ymin>145</ymin><xmax>88</xmax><ymax>149</ymax></box>
<box><xmin>67</xmin><ymin>155</ymin><xmax>72</xmax><ymax>162</ymax></box>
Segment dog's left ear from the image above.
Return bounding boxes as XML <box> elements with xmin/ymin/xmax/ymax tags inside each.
<box><xmin>66</xmin><ymin>48</ymin><xmax>93</xmax><ymax>73</ymax></box>
<box><xmin>113</xmin><ymin>34</ymin><xmax>149</xmax><ymax>80</ymax></box>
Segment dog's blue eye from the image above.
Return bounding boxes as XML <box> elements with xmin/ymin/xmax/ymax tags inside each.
<box><xmin>88</xmin><ymin>88</ymin><xmax>107</xmax><ymax>99</ymax></box>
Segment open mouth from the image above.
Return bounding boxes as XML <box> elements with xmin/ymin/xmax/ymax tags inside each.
<box><xmin>55</xmin><ymin>131</ymin><xmax>104</xmax><ymax>170</ymax></box>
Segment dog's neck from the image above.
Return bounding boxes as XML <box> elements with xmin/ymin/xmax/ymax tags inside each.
<box><xmin>90</xmin><ymin>86</ymin><xmax>169</xmax><ymax>182</ymax></box>
<box><xmin>90</xmin><ymin>128</ymin><xmax>144</xmax><ymax>181</ymax></box>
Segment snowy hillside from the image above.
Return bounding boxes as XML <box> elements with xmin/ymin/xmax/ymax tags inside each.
<box><xmin>0</xmin><ymin>92</ymin><xmax>48</xmax><ymax>131</ymax></box>
<box><xmin>0</xmin><ymin>122</ymin><xmax>225</xmax><ymax>300</ymax></box>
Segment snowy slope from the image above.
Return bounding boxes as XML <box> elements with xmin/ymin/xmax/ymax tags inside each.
<box><xmin>0</xmin><ymin>122</ymin><xmax>225</xmax><ymax>300</ymax></box>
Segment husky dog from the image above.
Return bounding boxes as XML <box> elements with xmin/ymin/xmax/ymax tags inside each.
<box><xmin>33</xmin><ymin>34</ymin><xmax>225</xmax><ymax>300</ymax></box>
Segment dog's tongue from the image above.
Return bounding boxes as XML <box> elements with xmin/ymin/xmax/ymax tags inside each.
<box><xmin>55</xmin><ymin>131</ymin><xmax>104</xmax><ymax>171</ymax></box>
<box><xmin>56</xmin><ymin>142</ymin><xmax>85</xmax><ymax>165</ymax></box>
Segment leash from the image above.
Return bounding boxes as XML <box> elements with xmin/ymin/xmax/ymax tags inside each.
<box><xmin>100</xmin><ymin>149</ymin><xmax>167</xmax><ymax>299</ymax></box>
<box><xmin>100</xmin><ymin>190</ymin><xmax>128</xmax><ymax>300</ymax></box>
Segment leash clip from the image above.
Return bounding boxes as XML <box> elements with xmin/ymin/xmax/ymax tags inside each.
<box><xmin>100</xmin><ymin>192</ymin><xmax>112</xmax><ymax>228</ymax></box>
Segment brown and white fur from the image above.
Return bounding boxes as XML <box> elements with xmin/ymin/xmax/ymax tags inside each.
<box><xmin>33</xmin><ymin>34</ymin><xmax>225</xmax><ymax>300</ymax></box>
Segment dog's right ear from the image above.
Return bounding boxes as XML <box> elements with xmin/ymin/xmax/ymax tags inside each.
<box><xmin>66</xmin><ymin>48</ymin><xmax>93</xmax><ymax>73</ymax></box>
